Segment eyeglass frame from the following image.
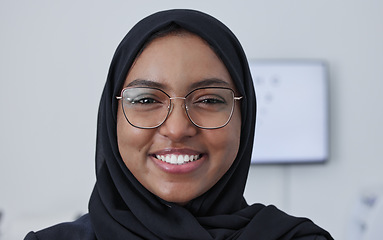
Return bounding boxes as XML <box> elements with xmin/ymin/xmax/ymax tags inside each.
<box><xmin>116</xmin><ymin>86</ymin><xmax>243</xmax><ymax>129</ymax></box>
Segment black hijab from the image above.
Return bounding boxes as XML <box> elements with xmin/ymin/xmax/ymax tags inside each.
<box><xmin>89</xmin><ymin>9</ymin><xmax>333</xmax><ymax>240</ymax></box>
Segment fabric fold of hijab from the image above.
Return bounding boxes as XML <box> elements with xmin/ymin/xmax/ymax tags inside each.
<box><xmin>89</xmin><ymin>9</ymin><xmax>332</xmax><ymax>240</ymax></box>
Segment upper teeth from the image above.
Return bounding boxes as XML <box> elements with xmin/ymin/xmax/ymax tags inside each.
<box><xmin>156</xmin><ymin>154</ymin><xmax>200</xmax><ymax>165</ymax></box>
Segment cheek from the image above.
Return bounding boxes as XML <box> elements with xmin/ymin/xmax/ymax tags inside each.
<box><xmin>224</xmin><ymin>111</ymin><xmax>241</xmax><ymax>165</ymax></box>
<box><xmin>206</xmin><ymin>113</ymin><xmax>241</xmax><ymax>170</ymax></box>
<box><xmin>116</xmin><ymin>110</ymin><xmax>154</xmax><ymax>167</ymax></box>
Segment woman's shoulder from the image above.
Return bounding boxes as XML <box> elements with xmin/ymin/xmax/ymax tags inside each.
<box><xmin>24</xmin><ymin>214</ymin><xmax>96</xmax><ymax>240</ymax></box>
<box><xmin>241</xmin><ymin>204</ymin><xmax>333</xmax><ymax>240</ymax></box>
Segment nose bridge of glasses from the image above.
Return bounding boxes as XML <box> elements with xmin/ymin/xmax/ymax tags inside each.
<box><xmin>168</xmin><ymin>96</ymin><xmax>187</xmax><ymax>114</ymax></box>
<box><xmin>169</xmin><ymin>96</ymin><xmax>186</xmax><ymax>101</ymax></box>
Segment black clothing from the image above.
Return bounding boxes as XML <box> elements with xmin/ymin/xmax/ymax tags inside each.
<box><xmin>25</xmin><ymin>9</ymin><xmax>333</xmax><ymax>240</ymax></box>
<box><xmin>25</xmin><ymin>207</ymin><xmax>330</xmax><ymax>240</ymax></box>
<box><xmin>25</xmin><ymin>215</ymin><xmax>96</xmax><ymax>240</ymax></box>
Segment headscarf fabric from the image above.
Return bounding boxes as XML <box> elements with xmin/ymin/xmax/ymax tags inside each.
<box><xmin>89</xmin><ymin>9</ymin><xmax>332</xmax><ymax>240</ymax></box>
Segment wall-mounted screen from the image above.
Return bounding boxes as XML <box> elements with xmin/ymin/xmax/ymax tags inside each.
<box><xmin>250</xmin><ymin>60</ymin><xmax>328</xmax><ymax>164</ymax></box>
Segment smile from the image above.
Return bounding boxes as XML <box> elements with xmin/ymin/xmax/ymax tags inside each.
<box><xmin>154</xmin><ymin>154</ymin><xmax>202</xmax><ymax>165</ymax></box>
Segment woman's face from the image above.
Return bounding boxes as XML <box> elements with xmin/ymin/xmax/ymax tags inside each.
<box><xmin>117</xmin><ymin>33</ymin><xmax>241</xmax><ymax>205</ymax></box>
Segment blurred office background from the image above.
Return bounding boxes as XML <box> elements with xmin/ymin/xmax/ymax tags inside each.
<box><xmin>1</xmin><ymin>1</ymin><xmax>382</xmax><ymax>239</ymax></box>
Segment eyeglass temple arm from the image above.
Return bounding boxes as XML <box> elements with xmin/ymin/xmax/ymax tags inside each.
<box><xmin>234</xmin><ymin>96</ymin><xmax>243</xmax><ymax>101</ymax></box>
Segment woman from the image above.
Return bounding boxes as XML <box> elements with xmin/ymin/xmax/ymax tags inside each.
<box><xmin>25</xmin><ymin>9</ymin><xmax>333</xmax><ymax>240</ymax></box>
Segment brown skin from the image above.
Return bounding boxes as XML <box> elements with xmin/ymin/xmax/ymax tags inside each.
<box><xmin>117</xmin><ymin>33</ymin><xmax>241</xmax><ymax>205</ymax></box>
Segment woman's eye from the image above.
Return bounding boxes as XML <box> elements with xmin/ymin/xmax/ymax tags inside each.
<box><xmin>139</xmin><ymin>98</ymin><xmax>157</xmax><ymax>104</ymax></box>
<box><xmin>199</xmin><ymin>98</ymin><xmax>225</xmax><ymax>104</ymax></box>
<box><xmin>192</xmin><ymin>96</ymin><xmax>227</xmax><ymax>112</ymax></box>
<box><xmin>132</xmin><ymin>98</ymin><xmax>158</xmax><ymax>104</ymax></box>
<box><xmin>196</xmin><ymin>95</ymin><xmax>226</xmax><ymax>105</ymax></box>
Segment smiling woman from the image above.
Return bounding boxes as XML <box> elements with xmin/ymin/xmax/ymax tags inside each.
<box><xmin>116</xmin><ymin>32</ymin><xmax>242</xmax><ymax>206</ymax></box>
<box><xmin>24</xmin><ymin>9</ymin><xmax>333</xmax><ymax>240</ymax></box>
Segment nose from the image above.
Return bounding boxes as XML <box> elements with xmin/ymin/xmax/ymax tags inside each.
<box><xmin>158</xmin><ymin>98</ymin><xmax>198</xmax><ymax>142</ymax></box>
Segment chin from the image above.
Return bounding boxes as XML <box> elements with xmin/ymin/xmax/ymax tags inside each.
<box><xmin>155</xmin><ymin>187</ymin><xmax>197</xmax><ymax>206</ymax></box>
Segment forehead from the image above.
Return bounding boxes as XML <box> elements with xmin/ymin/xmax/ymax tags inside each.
<box><xmin>124</xmin><ymin>33</ymin><xmax>236</xmax><ymax>93</ymax></box>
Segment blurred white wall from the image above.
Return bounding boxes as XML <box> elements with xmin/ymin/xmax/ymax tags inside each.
<box><xmin>1</xmin><ymin>1</ymin><xmax>382</xmax><ymax>239</ymax></box>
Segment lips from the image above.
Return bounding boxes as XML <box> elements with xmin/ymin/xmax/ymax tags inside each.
<box><xmin>150</xmin><ymin>148</ymin><xmax>204</xmax><ymax>165</ymax></box>
<box><xmin>155</xmin><ymin>154</ymin><xmax>202</xmax><ymax>165</ymax></box>
<box><xmin>150</xmin><ymin>149</ymin><xmax>205</xmax><ymax>174</ymax></box>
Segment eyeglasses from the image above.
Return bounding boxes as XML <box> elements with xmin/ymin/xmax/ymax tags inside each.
<box><xmin>116</xmin><ymin>87</ymin><xmax>242</xmax><ymax>129</ymax></box>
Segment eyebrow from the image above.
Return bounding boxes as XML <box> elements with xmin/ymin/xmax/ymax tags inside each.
<box><xmin>189</xmin><ymin>78</ymin><xmax>230</xmax><ymax>89</ymax></box>
<box><xmin>126</xmin><ymin>79</ymin><xmax>165</xmax><ymax>88</ymax></box>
